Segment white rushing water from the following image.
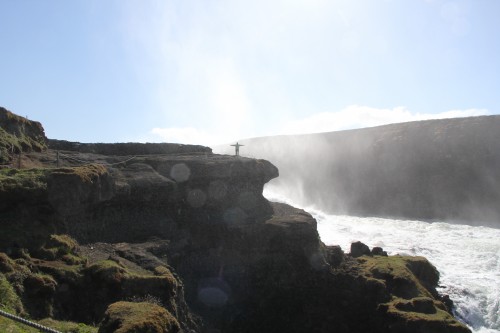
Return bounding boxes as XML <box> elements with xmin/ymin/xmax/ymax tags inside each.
<box><xmin>264</xmin><ymin>189</ymin><xmax>500</xmax><ymax>333</ymax></box>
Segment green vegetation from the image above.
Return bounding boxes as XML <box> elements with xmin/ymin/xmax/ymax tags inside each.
<box><xmin>0</xmin><ymin>107</ymin><xmax>47</xmax><ymax>165</ymax></box>
<box><xmin>50</xmin><ymin>164</ymin><xmax>108</xmax><ymax>183</ymax></box>
<box><xmin>382</xmin><ymin>296</ymin><xmax>470</xmax><ymax>332</ymax></box>
<box><xmin>37</xmin><ymin>235</ymin><xmax>86</xmax><ymax>265</ymax></box>
<box><xmin>85</xmin><ymin>260</ymin><xmax>127</xmax><ymax>283</ymax></box>
<box><xmin>0</xmin><ymin>168</ymin><xmax>48</xmax><ymax>193</ymax></box>
<box><xmin>0</xmin><ymin>316</ymin><xmax>97</xmax><ymax>333</ymax></box>
<box><xmin>38</xmin><ymin>318</ymin><xmax>98</xmax><ymax>333</ymax></box>
<box><xmin>357</xmin><ymin>255</ymin><xmax>436</xmax><ymax>298</ymax></box>
<box><xmin>99</xmin><ymin>301</ymin><xmax>180</xmax><ymax>333</ymax></box>
<box><xmin>358</xmin><ymin>255</ymin><xmax>469</xmax><ymax>332</ymax></box>
<box><xmin>0</xmin><ymin>273</ymin><xmax>23</xmax><ymax>313</ymax></box>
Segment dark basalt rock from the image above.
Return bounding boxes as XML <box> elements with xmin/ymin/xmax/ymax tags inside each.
<box><xmin>372</xmin><ymin>246</ymin><xmax>388</xmax><ymax>256</ymax></box>
<box><xmin>350</xmin><ymin>241</ymin><xmax>371</xmax><ymax>258</ymax></box>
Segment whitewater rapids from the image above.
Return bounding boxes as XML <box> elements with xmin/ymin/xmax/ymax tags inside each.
<box><xmin>264</xmin><ymin>189</ymin><xmax>500</xmax><ymax>333</ymax></box>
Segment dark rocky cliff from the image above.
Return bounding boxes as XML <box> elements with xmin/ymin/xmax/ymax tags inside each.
<box><xmin>223</xmin><ymin>116</ymin><xmax>500</xmax><ymax>225</ymax></box>
<box><xmin>0</xmin><ymin>108</ymin><xmax>470</xmax><ymax>333</ymax></box>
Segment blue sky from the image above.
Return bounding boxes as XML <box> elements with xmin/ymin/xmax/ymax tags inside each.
<box><xmin>1</xmin><ymin>0</ymin><xmax>499</xmax><ymax>145</ymax></box>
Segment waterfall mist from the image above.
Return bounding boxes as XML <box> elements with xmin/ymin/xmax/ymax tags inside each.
<box><xmin>214</xmin><ymin>116</ymin><xmax>500</xmax><ymax>227</ymax></box>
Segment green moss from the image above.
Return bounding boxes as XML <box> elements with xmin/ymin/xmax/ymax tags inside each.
<box><xmin>36</xmin><ymin>235</ymin><xmax>83</xmax><ymax>263</ymax></box>
<box><xmin>0</xmin><ymin>108</ymin><xmax>47</xmax><ymax>161</ymax></box>
<box><xmin>0</xmin><ymin>165</ymin><xmax>107</xmax><ymax>195</ymax></box>
<box><xmin>85</xmin><ymin>260</ymin><xmax>126</xmax><ymax>284</ymax></box>
<box><xmin>38</xmin><ymin>318</ymin><xmax>98</xmax><ymax>333</ymax></box>
<box><xmin>0</xmin><ymin>168</ymin><xmax>48</xmax><ymax>193</ymax></box>
<box><xmin>357</xmin><ymin>255</ymin><xmax>434</xmax><ymax>299</ymax></box>
<box><xmin>382</xmin><ymin>297</ymin><xmax>470</xmax><ymax>332</ymax></box>
<box><xmin>0</xmin><ymin>273</ymin><xmax>23</xmax><ymax>313</ymax></box>
<box><xmin>36</xmin><ymin>260</ymin><xmax>83</xmax><ymax>284</ymax></box>
<box><xmin>360</xmin><ymin>256</ymin><xmax>470</xmax><ymax>332</ymax></box>
<box><xmin>50</xmin><ymin>164</ymin><xmax>108</xmax><ymax>183</ymax></box>
<box><xmin>24</xmin><ymin>272</ymin><xmax>57</xmax><ymax>293</ymax></box>
<box><xmin>98</xmin><ymin>301</ymin><xmax>180</xmax><ymax>333</ymax></box>
<box><xmin>47</xmin><ymin>235</ymin><xmax>79</xmax><ymax>255</ymax></box>
<box><xmin>0</xmin><ymin>128</ymin><xmax>46</xmax><ymax>164</ymax></box>
<box><xmin>0</xmin><ymin>252</ymin><xmax>16</xmax><ymax>273</ymax></box>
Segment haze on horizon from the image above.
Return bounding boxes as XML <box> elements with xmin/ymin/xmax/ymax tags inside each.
<box><xmin>1</xmin><ymin>0</ymin><xmax>499</xmax><ymax>145</ymax></box>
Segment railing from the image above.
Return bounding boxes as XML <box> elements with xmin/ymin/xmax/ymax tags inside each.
<box><xmin>0</xmin><ymin>308</ymin><xmax>62</xmax><ymax>333</ymax></box>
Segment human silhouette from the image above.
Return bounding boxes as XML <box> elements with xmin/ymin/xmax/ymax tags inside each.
<box><xmin>230</xmin><ymin>142</ymin><xmax>244</xmax><ymax>156</ymax></box>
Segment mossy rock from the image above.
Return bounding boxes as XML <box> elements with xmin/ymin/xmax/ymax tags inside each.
<box><xmin>98</xmin><ymin>301</ymin><xmax>180</xmax><ymax>333</ymax></box>
<box><xmin>380</xmin><ymin>297</ymin><xmax>471</xmax><ymax>333</ymax></box>
<box><xmin>358</xmin><ymin>256</ymin><xmax>471</xmax><ymax>333</ymax></box>
<box><xmin>35</xmin><ymin>259</ymin><xmax>83</xmax><ymax>285</ymax></box>
<box><xmin>49</xmin><ymin>164</ymin><xmax>108</xmax><ymax>184</ymax></box>
<box><xmin>85</xmin><ymin>260</ymin><xmax>127</xmax><ymax>284</ymax></box>
<box><xmin>357</xmin><ymin>255</ymin><xmax>438</xmax><ymax>299</ymax></box>
<box><xmin>36</xmin><ymin>234</ymin><xmax>83</xmax><ymax>263</ymax></box>
<box><xmin>0</xmin><ymin>273</ymin><xmax>23</xmax><ymax>313</ymax></box>
<box><xmin>24</xmin><ymin>273</ymin><xmax>57</xmax><ymax>296</ymax></box>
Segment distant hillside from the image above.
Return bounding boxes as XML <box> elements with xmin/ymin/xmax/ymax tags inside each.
<box><xmin>216</xmin><ymin>116</ymin><xmax>500</xmax><ymax>225</ymax></box>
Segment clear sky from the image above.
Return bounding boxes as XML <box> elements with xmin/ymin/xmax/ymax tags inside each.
<box><xmin>1</xmin><ymin>0</ymin><xmax>499</xmax><ymax>145</ymax></box>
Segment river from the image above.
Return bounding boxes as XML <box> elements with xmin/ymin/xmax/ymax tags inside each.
<box><xmin>264</xmin><ymin>189</ymin><xmax>500</xmax><ymax>333</ymax></box>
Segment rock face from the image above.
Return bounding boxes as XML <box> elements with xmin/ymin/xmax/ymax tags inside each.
<box><xmin>220</xmin><ymin>116</ymin><xmax>500</xmax><ymax>225</ymax></box>
<box><xmin>0</xmin><ymin>109</ymin><xmax>470</xmax><ymax>333</ymax></box>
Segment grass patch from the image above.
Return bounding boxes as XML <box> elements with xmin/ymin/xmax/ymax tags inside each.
<box><xmin>50</xmin><ymin>165</ymin><xmax>108</xmax><ymax>184</ymax></box>
<box><xmin>0</xmin><ymin>168</ymin><xmax>48</xmax><ymax>193</ymax></box>
<box><xmin>99</xmin><ymin>301</ymin><xmax>180</xmax><ymax>333</ymax></box>
<box><xmin>381</xmin><ymin>297</ymin><xmax>470</xmax><ymax>332</ymax></box>
<box><xmin>36</xmin><ymin>235</ymin><xmax>84</xmax><ymax>264</ymax></box>
<box><xmin>0</xmin><ymin>317</ymin><xmax>40</xmax><ymax>333</ymax></box>
<box><xmin>0</xmin><ymin>165</ymin><xmax>108</xmax><ymax>194</ymax></box>
<box><xmin>36</xmin><ymin>260</ymin><xmax>83</xmax><ymax>285</ymax></box>
<box><xmin>38</xmin><ymin>318</ymin><xmax>98</xmax><ymax>333</ymax></box>
<box><xmin>0</xmin><ymin>108</ymin><xmax>47</xmax><ymax>162</ymax></box>
<box><xmin>85</xmin><ymin>260</ymin><xmax>126</xmax><ymax>284</ymax></box>
<box><xmin>0</xmin><ymin>273</ymin><xmax>23</xmax><ymax>313</ymax></box>
<box><xmin>357</xmin><ymin>255</ymin><xmax>436</xmax><ymax>299</ymax></box>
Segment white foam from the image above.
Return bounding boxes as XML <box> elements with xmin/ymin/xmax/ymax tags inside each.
<box><xmin>263</xmin><ymin>188</ymin><xmax>500</xmax><ymax>333</ymax></box>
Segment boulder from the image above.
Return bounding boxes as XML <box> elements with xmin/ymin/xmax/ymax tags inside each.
<box><xmin>372</xmin><ymin>246</ymin><xmax>388</xmax><ymax>256</ymax></box>
<box><xmin>350</xmin><ymin>241</ymin><xmax>371</xmax><ymax>258</ymax></box>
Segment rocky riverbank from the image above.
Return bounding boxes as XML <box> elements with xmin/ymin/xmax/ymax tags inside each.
<box><xmin>0</xmin><ymin>107</ymin><xmax>470</xmax><ymax>333</ymax></box>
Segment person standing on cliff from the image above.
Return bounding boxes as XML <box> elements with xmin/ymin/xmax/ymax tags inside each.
<box><xmin>230</xmin><ymin>142</ymin><xmax>244</xmax><ymax>156</ymax></box>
